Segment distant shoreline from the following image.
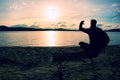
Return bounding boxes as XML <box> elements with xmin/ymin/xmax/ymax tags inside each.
<box><xmin>0</xmin><ymin>29</ymin><xmax>120</xmax><ymax>32</ymax></box>
<box><xmin>0</xmin><ymin>25</ymin><xmax>120</xmax><ymax>32</ymax></box>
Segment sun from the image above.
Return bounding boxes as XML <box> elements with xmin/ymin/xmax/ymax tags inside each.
<box><xmin>45</xmin><ymin>6</ymin><xmax>59</xmax><ymax>21</ymax></box>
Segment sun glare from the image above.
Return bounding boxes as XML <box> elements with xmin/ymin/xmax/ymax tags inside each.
<box><xmin>45</xmin><ymin>6</ymin><xmax>59</xmax><ymax>21</ymax></box>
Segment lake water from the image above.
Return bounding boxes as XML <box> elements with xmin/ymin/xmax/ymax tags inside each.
<box><xmin>0</xmin><ymin>31</ymin><xmax>119</xmax><ymax>46</ymax></box>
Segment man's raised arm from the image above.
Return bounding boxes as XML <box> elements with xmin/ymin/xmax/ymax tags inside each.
<box><xmin>79</xmin><ymin>21</ymin><xmax>84</xmax><ymax>31</ymax></box>
<box><xmin>79</xmin><ymin>21</ymin><xmax>89</xmax><ymax>33</ymax></box>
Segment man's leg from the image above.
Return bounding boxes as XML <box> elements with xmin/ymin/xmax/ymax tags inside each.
<box><xmin>79</xmin><ymin>42</ymin><xmax>90</xmax><ymax>51</ymax></box>
<box><xmin>79</xmin><ymin>42</ymin><xmax>101</xmax><ymax>58</ymax></box>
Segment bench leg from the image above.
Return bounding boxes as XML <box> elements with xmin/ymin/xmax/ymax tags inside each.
<box><xmin>57</xmin><ymin>61</ymin><xmax>64</xmax><ymax>80</ymax></box>
<box><xmin>90</xmin><ymin>59</ymin><xmax>97</xmax><ymax>80</ymax></box>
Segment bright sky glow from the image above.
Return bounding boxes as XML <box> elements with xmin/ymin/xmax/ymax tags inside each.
<box><xmin>45</xmin><ymin>6</ymin><xmax>59</xmax><ymax>21</ymax></box>
<box><xmin>0</xmin><ymin>0</ymin><xmax>120</xmax><ymax>29</ymax></box>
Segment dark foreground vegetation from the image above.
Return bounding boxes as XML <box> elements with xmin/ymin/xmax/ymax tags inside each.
<box><xmin>0</xmin><ymin>46</ymin><xmax>120</xmax><ymax>80</ymax></box>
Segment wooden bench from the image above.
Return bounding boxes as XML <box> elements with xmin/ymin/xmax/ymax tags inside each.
<box><xmin>50</xmin><ymin>52</ymin><xmax>101</xmax><ymax>80</ymax></box>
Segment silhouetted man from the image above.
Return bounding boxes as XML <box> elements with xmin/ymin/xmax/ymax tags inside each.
<box><xmin>79</xmin><ymin>19</ymin><xmax>109</xmax><ymax>58</ymax></box>
<box><xmin>52</xmin><ymin>19</ymin><xmax>109</xmax><ymax>62</ymax></box>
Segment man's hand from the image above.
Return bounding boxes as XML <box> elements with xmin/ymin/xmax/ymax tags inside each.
<box><xmin>79</xmin><ymin>20</ymin><xmax>85</xmax><ymax>31</ymax></box>
<box><xmin>80</xmin><ymin>21</ymin><xmax>84</xmax><ymax>25</ymax></box>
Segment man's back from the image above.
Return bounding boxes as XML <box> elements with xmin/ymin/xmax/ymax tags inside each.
<box><xmin>88</xmin><ymin>27</ymin><xmax>109</xmax><ymax>48</ymax></box>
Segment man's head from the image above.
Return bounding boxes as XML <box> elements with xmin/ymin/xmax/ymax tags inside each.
<box><xmin>91</xmin><ymin>19</ymin><xmax>97</xmax><ymax>27</ymax></box>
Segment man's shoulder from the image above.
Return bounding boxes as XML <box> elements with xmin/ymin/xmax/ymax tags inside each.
<box><xmin>96</xmin><ymin>27</ymin><xmax>102</xmax><ymax>30</ymax></box>
<box><xmin>96</xmin><ymin>27</ymin><xmax>104</xmax><ymax>32</ymax></box>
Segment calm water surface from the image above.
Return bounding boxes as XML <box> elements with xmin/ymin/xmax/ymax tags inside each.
<box><xmin>0</xmin><ymin>31</ymin><xmax>119</xmax><ymax>46</ymax></box>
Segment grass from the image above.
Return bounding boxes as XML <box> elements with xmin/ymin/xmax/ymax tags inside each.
<box><xmin>0</xmin><ymin>46</ymin><xmax>120</xmax><ymax>80</ymax></box>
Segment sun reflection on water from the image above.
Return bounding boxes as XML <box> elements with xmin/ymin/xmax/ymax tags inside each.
<box><xmin>47</xmin><ymin>31</ymin><xmax>56</xmax><ymax>46</ymax></box>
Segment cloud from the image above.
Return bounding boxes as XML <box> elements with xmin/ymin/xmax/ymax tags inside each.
<box><xmin>22</xmin><ymin>1</ymin><xmax>27</xmax><ymax>6</ymax></box>
<box><xmin>98</xmin><ymin>24</ymin><xmax>120</xmax><ymax>30</ymax></box>
<box><xmin>112</xmin><ymin>3</ymin><xmax>120</xmax><ymax>7</ymax></box>
<box><xmin>70</xmin><ymin>24</ymin><xmax>76</xmax><ymax>27</ymax></box>
<box><xmin>11</xmin><ymin>24</ymin><xmax>28</xmax><ymax>28</ymax></box>
<box><xmin>97</xmin><ymin>24</ymin><xmax>103</xmax><ymax>27</ymax></box>
<box><xmin>60</xmin><ymin>24</ymin><xmax>66</xmax><ymax>27</ymax></box>
<box><xmin>92</xmin><ymin>8</ymin><xmax>102</xmax><ymax>12</ymax></box>
<box><xmin>10</xmin><ymin>5</ymin><xmax>19</xmax><ymax>10</ymax></box>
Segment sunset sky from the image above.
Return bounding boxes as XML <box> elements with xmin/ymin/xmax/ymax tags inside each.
<box><xmin>0</xmin><ymin>0</ymin><xmax>120</xmax><ymax>29</ymax></box>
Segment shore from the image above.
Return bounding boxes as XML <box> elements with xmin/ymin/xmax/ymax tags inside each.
<box><xmin>0</xmin><ymin>45</ymin><xmax>120</xmax><ymax>80</ymax></box>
